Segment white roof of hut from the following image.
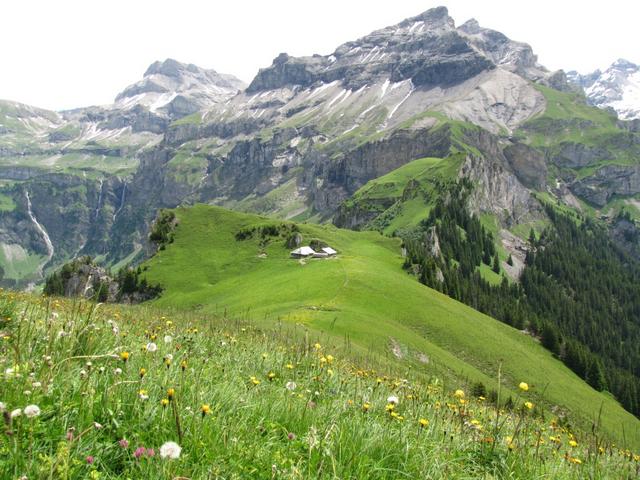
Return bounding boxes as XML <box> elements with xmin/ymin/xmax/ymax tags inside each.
<box><xmin>322</xmin><ymin>247</ymin><xmax>337</xmax><ymax>255</ymax></box>
<box><xmin>291</xmin><ymin>246</ymin><xmax>316</xmax><ymax>256</ymax></box>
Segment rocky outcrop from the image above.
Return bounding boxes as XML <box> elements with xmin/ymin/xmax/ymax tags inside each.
<box><xmin>459</xmin><ymin>155</ymin><xmax>543</xmax><ymax>225</ymax></box>
<box><xmin>503</xmin><ymin>143</ymin><xmax>547</xmax><ymax>189</ymax></box>
<box><xmin>571</xmin><ymin>164</ymin><xmax>640</xmax><ymax>206</ymax></box>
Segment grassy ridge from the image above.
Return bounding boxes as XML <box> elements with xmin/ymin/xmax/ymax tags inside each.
<box><xmin>1</xmin><ymin>292</ymin><xmax>639</xmax><ymax>478</ymax></box>
<box><xmin>142</xmin><ymin>205</ymin><xmax>640</xmax><ymax>448</ymax></box>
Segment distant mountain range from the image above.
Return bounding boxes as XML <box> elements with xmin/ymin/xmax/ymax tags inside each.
<box><xmin>0</xmin><ymin>5</ymin><xmax>638</xmax><ymax>291</ymax></box>
<box><xmin>568</xmin><ymin>59</ymin><xmax>640</xmax><ymax>120</ymax></box>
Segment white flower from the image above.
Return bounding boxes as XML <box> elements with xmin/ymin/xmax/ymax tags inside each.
<box><xmin>57</xmin><ymin>331</ymin><xmax>68</xmax><ymax>339</ymax></box>
<box><xmin>164</xmin><ymin>354</ymin><xmax>173</xmax><ymax>362</ymax></box>
<box><xmin>10</xmin><ymin>408</ymin><xmax>22</xmax><ymax>418</ymax></box>
<box><xmin>163</xmin><ymin>335</ymin><xmax>172</xmax><ymax>344</ymax></box>
<box><xmin>387</xmin><ymin>395</ymin><xmax>399</xmax><ymax>405</ymax></box>
<box><xmin>146</xmin><ymin>342</ymin><xmax>158</xmax><ymax>353</ymax></box>
<box><xmin>285</xmin><ymin>381</ymin><xmax>297</xmax><ymax>391</ymax></box>
<box><xmin>24</xmin><ymin>404</ymin><xmax>40</xmax><ymax>418</ymax></box>
<box><xmin>93</xmin><ymin>422</ymin><xmax>103</xmax><ymax>430</ymax></box>
<box><xmin>32</xmin><ymin>381</ymin><xmax>42</xmax><ymax>388</ymax></box>
<box><xmin>0</xmin><ymin>402</ymin><xmax>6</xmax><ymax>412</ymax></box>
<box><xmin>159</xmin><ymin>441</ymin><xmax>181</xmax><ymax>459</ymax></box>
<box><xmin>79</xmin><ymin>370</ymin><xmax>87</xmax><ymax>378</ymax></box>
<box><xmin>139</xmin><ymin>392</ymin><xmax>149</xmax><ymax>401</ymax></box>
<box><xmin>23</xmin><ymin>390</ymin><xmax>32</xmax><ymax>396</ymax></box>
<box><xmin>114</xmin><ymin>368</ymin><xmax>123</xmax><ymax>375</ymax></box>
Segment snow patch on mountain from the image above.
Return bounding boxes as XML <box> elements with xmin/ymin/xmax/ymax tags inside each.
<box><xmin>568</xmin><ymin>59</ymin><xmax>640</xmax><ymax>120</ymax></box>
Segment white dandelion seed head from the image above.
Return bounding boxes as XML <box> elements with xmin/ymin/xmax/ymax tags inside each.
<box><xmin>387</xmin><ymin>395</ymin><xmax>399</xmax><ymax>405</ymax></box>
<box><xmin>10</xmin><ymin>408</ymin><xmax>22</xmax><ymax>418</ymax></box>
<box><xmin>146</xmin><ymin>342</ymin><xmax>158</xmax><ymax>353</ymax></box>
<box><xmin>24</xmin><ymin>404</ymin><xmax>40</xmax><ymax>418</ymax></box>
<box><xmin>285</xmin><ymin>381</ymin><xmax>297</xmax><ymax>391</ymax></box>
<box><xmin>164</xmin><ymin>354</ymin><xmax>173</xmax><ymax>362</ymax></box>
<box><xmin>159</xmin><ymin>441</ymin><xmax>181</xmax><ymax>459</ymax></box>
<box><xmin>114</xmin><ymin>368</ymin><xmax>123</xmax><ymax>375</ymax></box>
<box><xmin>163</xmin><ymin>335</ymin><xmax>172</xmax><ymax>344</ymax></box>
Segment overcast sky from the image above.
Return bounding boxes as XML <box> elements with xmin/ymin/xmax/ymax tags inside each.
<box><xmin>1</xmin><ymin>0</ymin><xmax>638</xmax><ymax>111</ymax></box>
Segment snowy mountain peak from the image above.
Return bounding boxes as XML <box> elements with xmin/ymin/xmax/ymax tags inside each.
<box><xmin>114</xmin><ymin>59</ymin><xmax>245</xmax><ymax>118</ymax></box>
<box><xmin>569</xmin><ymin>59</ymin><xmax>640</xmax><ymax>120</ymax></box>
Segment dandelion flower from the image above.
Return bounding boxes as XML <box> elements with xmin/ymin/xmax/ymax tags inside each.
<box><xmin>138</xmin><ymin>390</ymin><xmax>149</xmax><ymax>401</ymax></box>
<box><xmin>163</xmin><ymin>335</ymin><xmax>172</xmax><ymax>344</ymax></box>
<box><xmin>454</xmin><ymin>389</ymin><xmax>465</xmax><ymax>399</ymax></box>
<box><xmin>161</xmin><ymin>398</ymin><xmax>169</xmax><ymax>408</ymax></box>
<box><xmin>285</xmin><ymin>381</ymin><xmax>297</xmax><ymax>391</ymax></box>
<box><xmin>524</xmin><ymin>401</ymin><xmax>534</xmax><ymax>410</ymax></box>
<box><xmin>146</xmin><ymin>342</ymin><xmax>158</xmax><ymax>353</ymax></box>
<box><xmin>286</xmin><ymin>363</ymin><xmax>294</xmax><ymax>370</ymax></box>
<box><xmin>362</xmin><ymin>402</ymin><xmax>371</xmax><ymax>412</ymax></box>
<box><xmin>159</xmin><ymin>441</ymin><xmax>181</xmax><ymax>459</ymax></box>
<box><xmin>267</xmin><ymin>372</ymin><xmax>276</xmax><ymax>381</ymax></box>
<box><xmin>24</xmin><ymin>405</ymin><xmax>40</xmax><ymax>418</ymax></box>
<box><xmin>387</xmin><ymin>395</ymin><xmax>399</xmax><ymax>405</ymax></box>
<box><xmin>139</xmin><ymin>368</ymin><xmax>146</xmax><ymax>378</ymax></box>
<box><xmin>120</xmin><ymin>351</ymin><xmax>130</xmax><ymax>362</ymax></box>
<box><xmin>167</xmin><ymin>388</ymin><xmax>175</xmax><ymax>400</ymax></box>
<box><xmin>519</xmin><ymin>382</ymin><xmax>529</xmax><ymax>392</ymax></box>
<box><xmin>569</xmin><ymin>440</ymin><xmax>578</xmax><ymax>448</ymax></box>
<box><xmin>114</xmin><ymin>368</ymin><xmax>123</xmax><ymax>375</ymax></box>
<box><xmin>10</xmin><ymin>408</ymin><xmax>22</xmax><ymax>418</ymax></box>
<box><xmin>419</xmin><ymin>418</ymin><xmax>429</xmax><ymax>427</ymax></box>
<box><xmin>201</xmin><ymin>404</ymin><xmax>211</xmax><ymax>417</ymax></box>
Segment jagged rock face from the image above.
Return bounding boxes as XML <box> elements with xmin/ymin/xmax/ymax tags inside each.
<box><xmin>503</xmin><ymin>143</ymin><xmax>547</xmax><ymax>189</ymax></box>
<box><xmin>571</xmin><ymin>164</ymin><xmax>640</xmax><ymax>206</ymax></box>
<box><xmin>247</xmin><ymin>7</ymin><xmax>551</xmax><ymax>95</ymax></box>
<box><xmin>459</xmin><ymin>155</ymin><xmax>542</xmax><ymax>226</ymax></box>
<box><xmin>568</xmin><ymin>59</ymin><xmax>640</xmax><ymax>120</ymax></box>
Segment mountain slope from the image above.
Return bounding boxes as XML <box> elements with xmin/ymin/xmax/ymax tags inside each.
<box><xmin>140</xmin><ymin>204</ymin><xmax>640</xmax><ymax>448</ymax></box>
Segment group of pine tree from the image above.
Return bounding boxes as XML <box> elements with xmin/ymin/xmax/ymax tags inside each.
<box><xmin>402</xmin><ymin>179</ymin><xmax>640</xmax><ymax>416</ymax></box>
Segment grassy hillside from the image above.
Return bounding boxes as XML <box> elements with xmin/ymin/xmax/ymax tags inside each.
<box><xmin>338</xmin><ymin>153</ymin><xmax>464</xmax><ymax>234</ymax></box>
<box><xmin>3</xmin><ymin>292</ymin><xmax>638</xmax><ymax>478</ymax></box>
<box><xmin>142</xmin><ymin>205</ymin><xmax>640</xmax><ymax>449</ymax></box>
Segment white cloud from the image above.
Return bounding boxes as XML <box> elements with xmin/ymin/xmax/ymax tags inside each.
<box><xmin>1</xmin><ymin>0</ymin><xmax>638</xmax><ymax>110</ymax></box>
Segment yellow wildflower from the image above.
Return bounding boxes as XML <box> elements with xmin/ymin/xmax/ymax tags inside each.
<box><xmin>519</xmin><ymin>382</ymin><xmax>529</xmax><ymax>392</ymax></box>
